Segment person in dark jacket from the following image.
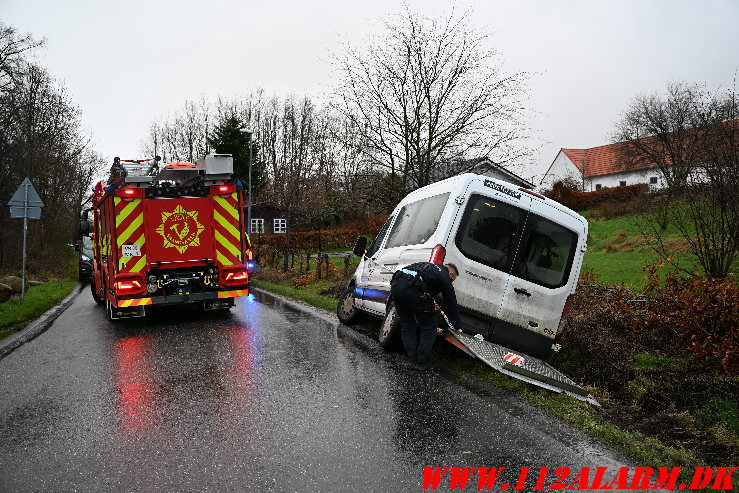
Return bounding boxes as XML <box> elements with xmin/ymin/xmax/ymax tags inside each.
<box><xmin>390</xmin><ymin>262</ymin><xmax>462</xmax><ymax>370</ymax></box>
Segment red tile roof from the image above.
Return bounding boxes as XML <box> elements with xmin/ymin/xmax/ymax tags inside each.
<box><xmin>562</xmin><ymin>119</ymin><xmax>739</xmax><ymax>178</ymax></box>
<box><xmin>561</xmin><ymin>142</ymin><xmax>657</xmax><ymax>178</ymax></box>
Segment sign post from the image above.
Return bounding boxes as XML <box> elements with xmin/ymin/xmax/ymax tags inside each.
<box><xmin>8</xmin><ymin>178</ymin><xmax>43</xmax><ymax>296</ymax></box>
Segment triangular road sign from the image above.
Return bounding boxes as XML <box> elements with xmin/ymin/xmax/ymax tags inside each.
<box><xmin>8</xmin><ymin>178</ymin><xmax>44</xmax><ymax>207</ymax></box>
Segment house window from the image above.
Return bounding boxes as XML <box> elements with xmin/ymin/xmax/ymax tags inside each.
<box><xmin>619</xmin><ymin>181</ymin><xmax>626</xmax><ymax>187</ymax></box>
<box><xmin>650</xmin><ymin>177</ymin><xmax>658</xmax><ymax>184</ymax></box>
<box><xmin>273</xmin><ymin>218</ymin><xmax>286</xmax><ymax>234</ymax></box>
<box><xmin>251</xmin><ymin>218</ymin><xmax>264</xmax><ymax>234</ymax></box>
<box><xmin>595</xmin><ymin>184</ymin><xmax>602</xmax><ymax>191</ymax></box>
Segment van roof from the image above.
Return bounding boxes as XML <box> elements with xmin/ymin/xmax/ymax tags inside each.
<box><xmin>398</xmin><ymin>173</ymin><xmax>586</xmax><ymax>228</ymax></box>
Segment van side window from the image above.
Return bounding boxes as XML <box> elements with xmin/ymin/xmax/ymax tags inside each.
<box><xmin>455</xmin><ymin>194</ymin><xmax>526</xmax><ymax>272</ymax></box>
<box><xmin>513</xmin><ymin>214</ymin><xmax>577</xmax><ymax>289</ymax></box>
<box><xmin>384</xmin><ymin>193</ymin><xmax>449</xmax><ymax>248</ymax></box>
<box><xmin>365</xmin><ymin>215</ymin><xmax>394</xmax><ymax>258</ymax></box>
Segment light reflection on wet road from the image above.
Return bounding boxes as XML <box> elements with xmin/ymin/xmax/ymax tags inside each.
<box><xmin>0</xmin><ymin>289</ymin><xmax>628</xmax><ymax>492</ymax></box>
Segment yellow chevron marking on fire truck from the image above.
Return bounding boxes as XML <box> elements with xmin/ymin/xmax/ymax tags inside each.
<box><xmin>129</xmin><ymin>254</ymin><xmax>148</xmax><ymax>273</ymax></box>
<box><xmin>119</xmin><ymin>298</ymin><xmax>152</xmax><ymax>307</ymax></box>
<box><xmin>216</xmin><ymin>251</ymin><xmax>232</xmax><ymax>266</ymax></box>
<box><xmin>218</xmin><ymin>290</ymin><xmax>248</xmax><ymax>298</ymax></box>
<box><xmin>115</xmin><ymin>199</ymin><xmax>141</xmax><ymax>227</ymax></box>
<box><xmin>117</xmin><ymin>213</ymin><xmax>143</xmax><ymax>244</ymax></box>
<box><xmin>213</xmin><ymin>210</ymin><xmax>240</xmax><ymax>239</ymax></box>
<box><xmin>215</xmin><ymin>230</ymin><xmax>241</xmax><ymax>259</ymax></box>
<box><xmin>213</xmin><ymin>195</ymin><xmax>239</xmax><ymax>220</ymax></box>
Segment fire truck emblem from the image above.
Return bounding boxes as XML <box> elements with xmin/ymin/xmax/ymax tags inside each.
<box><xmin>156</xmin><ymin>205</ymin><xmax>205</xmax><ymax>253</ymax></box>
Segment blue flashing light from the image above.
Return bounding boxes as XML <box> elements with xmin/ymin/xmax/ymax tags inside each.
<box><xmin>247</xmin><ymin>261</ymin><xmax>255</xmax><ymax>269</ymax></box>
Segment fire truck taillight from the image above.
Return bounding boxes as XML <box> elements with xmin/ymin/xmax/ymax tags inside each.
<box><xmin>429</xmin><ymin>244</ymin><xmax>446</xmax><ymax>264</ymax></box>
<box><xmin>115</xmin><ymin>280</ymin><xmax>142</xmax><ymax>292</ymax></box>
<box><xmin>225</xmin><ymin>271</ymin><xmax>247</xmax><ymax>281</ymax></box>
<box><xmin>223</xmin><ymin>268</ymin><xmax>248</xmax><ymax>287</ymax></box>
<box><xmin>122</xmin><ymin>188</ymin><xmax>136</xmax><ymax>195</ymax></box>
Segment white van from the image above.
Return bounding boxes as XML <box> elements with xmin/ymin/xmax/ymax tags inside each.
<box><xmin>338</xmin><ymin>173</ymin><xmax>587</xmax><ymax>364</ymax></box>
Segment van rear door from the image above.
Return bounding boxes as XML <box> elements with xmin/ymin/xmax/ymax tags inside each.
<box><xmin>444</xmin><ymin>179</ymin><xmax>532</xmax><ymax>338</ymax></box>
<box><xmin>498</xmin><ymin>206</ymin><xmax>585</xmax><ymax>342</ymax></box>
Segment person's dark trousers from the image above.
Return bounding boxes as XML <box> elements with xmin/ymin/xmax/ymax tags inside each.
<box><xmin>391</xmin><ymin>280</ymin><xmax>438</xmax><ymax>365</ymax></box>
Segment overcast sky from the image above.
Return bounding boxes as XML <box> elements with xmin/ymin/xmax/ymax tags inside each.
<box><xmin>3</xmin><ymin>0</ymin><xmax>738</xmax><ymax>184</ymax></box>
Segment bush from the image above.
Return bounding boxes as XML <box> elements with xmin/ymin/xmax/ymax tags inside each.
<box><xmin>618</xmin><ymin>260</ymin><xmax>739</xmax><ymax>371</ymax></box>
<box><xmin>544</xmin><ymin>181</ymin><xmax>649</xmax><ymax>212</ymax></box>
<box><xmin>251</xmin><ymin>228</ymin><xmax>360</xmax><ymax>259</ymax></box>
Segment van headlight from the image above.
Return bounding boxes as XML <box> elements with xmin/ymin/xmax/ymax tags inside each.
<box><xmin>81</xmin><ymin>254</ymin><xmax>91</xmax><ymax>262</ymax></box>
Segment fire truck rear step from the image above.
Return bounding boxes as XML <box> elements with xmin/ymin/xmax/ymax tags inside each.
<box><xmin>444</xmin><ymin>330</ymin><xmax>600</xmax><ymax>406</ymax></box>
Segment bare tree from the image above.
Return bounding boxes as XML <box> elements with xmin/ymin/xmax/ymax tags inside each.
<box><xmin>332</xmin><ymin>7</ymin><xmax>530</xmax><ymax>191</ymax></box>
<box><xmin>0</xmin><ymin>22</ymin><xmax>45</xmax><ymax>92</ymax></box>
<box><xmin>615</xmin><ymin>81</ymin><xmax>739</xmax><ymax>278</ymax></box>
<box><xmin>0</xmin><ymin>23</ymin><xmax>105</xmax><ymax>274</ymax></box>
<box><xmin>613</xmin><ymin>82</ymin><xmax>714</xmax><ymax>189</ymax></box>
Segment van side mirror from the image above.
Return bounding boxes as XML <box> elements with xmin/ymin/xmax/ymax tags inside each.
<box><xmin>80</xmin><ymin>219</ymin><xmax>90</xmax><ymax>235</ymax></box>
<box><xmin>352</xmin><ymin>236</ymin><xmax>367</xmax><ymax>257</ymax></box>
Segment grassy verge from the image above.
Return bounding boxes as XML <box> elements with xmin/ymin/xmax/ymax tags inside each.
<box><xmin>251</xmin><ymin>279</ymin><xmax>339</xmax><ymax>312</ymax></box>
<box><xmin>0</xmin><ymin>280</ymin><xmax>77</xmax><ymax>341</ymax></box>
<box><xmin>443</xmin><ymin>355</ymin><xmax>702</xmax><ymax>469</ymax></box>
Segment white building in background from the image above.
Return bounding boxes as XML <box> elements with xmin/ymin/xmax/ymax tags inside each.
<box><xmin>540</xmin><ymin>143</ymin><xmax>666</xmax><ymax>192</ymax></box>
<box><xmin>431</xmin><ymin>157</ymin><xmax>535</xmax><ymax>189</ymax></box>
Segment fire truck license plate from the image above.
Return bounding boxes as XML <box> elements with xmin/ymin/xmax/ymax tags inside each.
<box><xmin>121</xmin><ymin>244</ymin><xmax>142</xmax><ymax>257</ymax></box>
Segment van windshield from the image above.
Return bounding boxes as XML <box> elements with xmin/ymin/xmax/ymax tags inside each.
<box><xmin>455</xmin><ymin>194</ymin><xmax>578</xmax><ymax>288</ymax></box>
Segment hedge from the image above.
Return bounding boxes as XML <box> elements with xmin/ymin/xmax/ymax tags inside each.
<box><xmin>545</xmin><ymin>181</ymin><xmax>649</xmax><ymax>211</ymax></box>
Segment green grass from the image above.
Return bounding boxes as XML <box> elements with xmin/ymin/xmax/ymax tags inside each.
<box><xmin>634</xmin><ymin>352</ymin><xmax>678</xmax><ymax>371</ymax></box>
<box><xmin>251</xmin><ymin>279</ymin><xmax>339</xmax><ymax>312</ymax></box>
<box><xmin>582</xmin><ymin>251</ymin><xmax>657</xmax><ymax>290</ymax></box>
<box><xmin>0</xmin><ymin>280</ymin><xmax>77</xmax><ymax>341</ymax></box>
<box><xmin>694</xmin><ymin>397</ymin><xmax>739</xmax><ymax>434</ymax></box>
<box><xmin>441</xmin><ymin>354</ymin><xmax>701</xmax><ymax>470</ymax></box>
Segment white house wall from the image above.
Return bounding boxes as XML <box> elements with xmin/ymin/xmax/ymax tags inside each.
<box><xmin>540</xmin><ymin>151</ymin><xmax>583</xmax><ymax>191</ymax></box>
<box><xmin>585</xmin><ymin>168</ymin><xmax>666</xmax><ymax>191</ymax></box>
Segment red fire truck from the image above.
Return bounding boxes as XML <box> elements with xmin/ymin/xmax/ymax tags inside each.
<box><xmin>89</xmin><ymin>154</ymin><xmax>252</xmax><ymax>319</ymax></box>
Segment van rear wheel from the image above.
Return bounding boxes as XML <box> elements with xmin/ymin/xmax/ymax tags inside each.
<box><xmin>378</xmin><ymin>302</ymin><xmax>401</xmax><ymax>349</ymax></box>
<box><xmin>337</xmin><ymin>287</ymin><xmax>360</xmax><ymax>324</ymax></box>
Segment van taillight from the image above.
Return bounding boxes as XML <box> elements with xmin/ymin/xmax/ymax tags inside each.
<box><xmin>562</xmin><ymin>294</ymin><xmax>575</xmax><ymax>316</ymax></box>
<box><xmin>429</xmin><ymin>244</ymin><xmax>446</xmax><ymax>264</ymax></box>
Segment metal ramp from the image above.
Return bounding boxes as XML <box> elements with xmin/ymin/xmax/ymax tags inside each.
<box><xmin>444</xmin><ymin>330</ymin><xmax>600</xmax><ymax>406</ymax></box>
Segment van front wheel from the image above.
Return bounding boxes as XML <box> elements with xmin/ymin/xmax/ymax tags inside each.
<box><xmin>337</xmin><ymin>287</ymin><xmax>360</xmax><ymax>324</ymax></box>
<box><xmin>379</xmin><ymin>302</ymin><xmax>401</xmax><ymax>349</ymax></box>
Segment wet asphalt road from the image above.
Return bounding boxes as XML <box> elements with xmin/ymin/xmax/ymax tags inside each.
<box><xmin>0</xmin><ymin>287</ymin><xmax>629</xmax><ymax>492</ymax></box>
